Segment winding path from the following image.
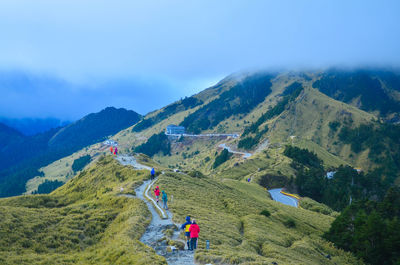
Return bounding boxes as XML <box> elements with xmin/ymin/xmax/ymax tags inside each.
<box><xmin>116</xmin><ymin>155</ymin><xmax>195</xmax><ymax>265</ymax></box>
<box><xmin>218</xmin><ymin>143</ymin><xmax>252</xmax><ymax>158</ymax></box>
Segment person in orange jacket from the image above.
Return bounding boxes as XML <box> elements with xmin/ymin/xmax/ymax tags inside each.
<box><xmin>110</xmin><ymin>146</ymin><xmax>113</xmax><ymax>154</ymax></box>
<box><xmin>189</xmin><ymin>219</ymin><xmax>200</xmax><ymax>250</ymax></box>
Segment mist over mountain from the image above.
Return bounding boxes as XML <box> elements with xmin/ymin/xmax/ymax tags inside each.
<box><xmin>0</xmin><ymin>117</ymin><xmax>70</xmax><ymax>136</ymax></box>
<box><xmin>1</xmin><ymin>67</ymin><xmax>399</xmax><ymax>265</ymax></box>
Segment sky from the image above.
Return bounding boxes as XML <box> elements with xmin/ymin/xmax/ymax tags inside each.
<box><xmin>0</xmin><ymin>0</ymin><xmax>399</xmax><ymax>120</ymax></box>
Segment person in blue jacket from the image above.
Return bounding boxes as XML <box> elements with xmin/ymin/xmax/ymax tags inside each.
<box><xmin>150</xmin><ymin>168</ymin><xmax>155</xmax><ymax>180</ymax></box>
<box><xmin>162</xmin><ymin>190</ymin><xmax>168</xmax><ymax>209</ymax></box>
<box><xmin>180</xmin><ymin>216</ymin><xmax>192</xmax><ymax>250</ymax></box>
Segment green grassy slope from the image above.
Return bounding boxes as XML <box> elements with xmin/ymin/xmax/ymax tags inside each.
<box><xmin>154</xmin><ymin>172</ymin><xmax>361</xmax><ymax>264</ymax></box>
<box><xmin>0</xmin><ymin>156</ymin><xmax>165</xmax><ymax>265</ymax></box>
<box><xmin>36</xmin><ymin>71</ymin><xmax>390</xmax><ymax>193</ymax></box>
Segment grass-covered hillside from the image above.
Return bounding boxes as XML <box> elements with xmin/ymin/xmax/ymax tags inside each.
<box><xmin>0</xmin><ymin>156</ymin><xmax>165</xmax><ymax>265</ymax></box>
<box><xmin>154</xmin><ymin>171</ymin><xmax>360</xmax><ymax>264</ymax></box>
<box><xmin>35</xmin><ymin>69</ymin><xmax>400</xmax><ymax>195</ymax></box>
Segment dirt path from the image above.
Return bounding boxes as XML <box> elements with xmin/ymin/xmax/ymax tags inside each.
<box><xmin>116</xmin><ymin>155</ymin><xmax>195</xmax><ymax>265</ymax></box>
<box><xmin>218</xmin><ymin>143</ymin><xmax>252</xmax><ymax>158</ymax></box>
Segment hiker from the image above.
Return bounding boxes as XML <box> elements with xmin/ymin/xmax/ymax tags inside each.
<box><xmin>114</xmin><ymin>147</ymin><xmax>118</xmax><ymax>155</ymax></box>
<box><xmin>154</xmin><ymin>186</ymin><xmax>160</xmax><ymax>203</ymax></box>
<box><xmin>189</xmin><ymin>219</ymin><xmax>200</xmax><ymax>251</ymax></box>
<box><xmin>162</xmin><ymin>190</ymin><xmax>168</xmax><ymax>209</ymax></box>
<box><xmin>180</xmin><ymin>216</ymin><xmax>192</xmax><ymax>250</ymax></box>
<box><xmin>110</xmin><ymin>146</ymin><xmax>113</xmax><ymax>154</ymax></box>
<box><xmin>150</xmin><ymin>168</ymin><xmax>155</xmax><ymax>180</ymax></box>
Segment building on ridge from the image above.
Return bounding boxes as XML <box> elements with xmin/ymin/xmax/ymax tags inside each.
<box><xmin>166</xmin><ymin>125</ymin><xmax>185</xmax><ymax>135</ymax></box>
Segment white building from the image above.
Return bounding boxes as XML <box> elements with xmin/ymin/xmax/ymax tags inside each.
<box><xmin>166</xmin><ymin>125</ymin><xmax>185</xmax><ymax>135</ymax></box>
<box><xmin>104</xmin><ymin>140</ymin><xmax>118</xmax><ymax>147</ymax></box>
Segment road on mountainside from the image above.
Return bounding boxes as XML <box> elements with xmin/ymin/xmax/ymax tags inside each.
<box><xmin>116</xmin><ymin>155</ymin><xmax>195</xmax><ymax>265</ymax></box>
<box><xmin>166</xmin><ymin>132</ymin><xmax>239</xmax><ymax>138</ymax></box>
<box><xmin>219</xmin><ymin>143</ymin><xmax>252</xmax><ymax>158</ymax></box>
<box><xmin>268</xmin><ymin>188</ymin><xmax>298</xmax><ymax>207</ymax></box>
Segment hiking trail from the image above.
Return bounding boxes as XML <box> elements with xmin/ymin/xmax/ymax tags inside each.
<box><xmin>218</xmin><ymin>143</ymin><xmax>252</xmax><ymax>158</ymax></box>
<box><xmin>115</xmin><ymin>155</ymin><xmax>195</xmax><ymax>265</ymax></box>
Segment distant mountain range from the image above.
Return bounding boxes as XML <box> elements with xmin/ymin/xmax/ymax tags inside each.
<box><xmin>0</xmin><ymin>117</ymin><xmax>70</xmax><ymax>136</ymax></box>
<box><xmin>1</xmin><ymin>68</ymin><xmax>400</xmax><ymax>265</ymax></box>
<box><xmin>0</xmin><ymin>107</ymin><xmax>141</xmax><ymax>197</ymax></box>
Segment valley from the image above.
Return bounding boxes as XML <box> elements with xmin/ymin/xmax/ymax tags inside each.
<box><xmin>1</xmin><ymin>69</ymin><xmax>400</xmax><ymax>264</ymax></box>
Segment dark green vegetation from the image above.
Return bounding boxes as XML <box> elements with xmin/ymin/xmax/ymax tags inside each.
<box><xmin>313</xmin><ymin>70</ymin><xmax>400</xmax><ymax>116</ymax></box>
<box><xmin>0</xmin><ymin>107</ymin><xmax>141</xmax><ymax>197</ymax></box>
<box><xmin>284</xmin><ymin>145</ymin><xmax>400</xmax><ymax>264</ymax></box>
<box><xmin>260</xmin><ymin>209</ymin><xmax>271</xmax><ymax>217</ymax></box>
<box><xmin>0</xmin><ymin>156</ymin><xmax>165</xmax><ymax>265</ymax></box>
<box><xmin>212</xmin><ymin>148</ymin><xmax>232</xmax><ymax>168</ymax></box>
<box><xmin>325</xmin><ymin>187</ymin><xmax>400</xmax><ymax>265</ymax></box>
<box><xmin>338</xmin><ymin>123</ymin><xmax>400</xmax><ymax>177</ymax></box>
<box><xmin>238</xmin><ymin>82</ymin><xmax>303</xmax><ymax>149</ymax></box>
<box><xmin>284</xmin><ymin>145</ymin><xmax>323</xmax><ymax>169</ymax></box>
<box><xmin>134</xmin><ymin>132</ymin><xmax>171</xmax><ymax>157</ymax></box>
<box><xmin>34</xmin><ymin>180</ymin><xmax>64</xmax><ymax>194</ymax></box>
<box><xmin>181</xmin><ymin>73</ymin><xmax>274</xmax><ymax>133</ymax></box>
<box><xmin>72</xmin><ymin>155</ymin><xmax>92</xmax><ymax>173</ymax></box>
<box><xmin>132</xmin><ymin>96</ymin><xmax>202</xmax><ymax>132</ymax></box>
<box><xmin>285</xmin><ymin>146</ymin><xmax>391</xmax><ymax>211</ymax></box>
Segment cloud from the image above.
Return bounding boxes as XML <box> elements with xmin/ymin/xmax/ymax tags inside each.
<box><xmin>0</xmin><ymin>0</ymin><xmax>399</xmax><ymax>118</ymax></box>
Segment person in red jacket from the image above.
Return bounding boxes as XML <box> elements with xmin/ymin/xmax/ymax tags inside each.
<box><xmin>189</xmin><ymin>219</ymin><xmax>200</xmax><ymax>250</ymax></box>
<box><xmin>153</xmin><ymin>186</ymin><xmax>160</xmax><ymax>203</ymax></box>
<box><xmin>110</xmin><ymin>146</ymin><xmax>113</xmax><ymax>154</ymax></box>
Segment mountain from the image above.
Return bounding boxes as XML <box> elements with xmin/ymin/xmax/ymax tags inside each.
<box><xmin>0</xmin><ymin>122</ymin><xmax>24</xmax><ymax>148</ymax></box>
<box><xmin>312</xmin><ymin>69</ymin><xmax>400</xmax><ymax>121</ymax></box>
<box><xmin>3</xmin><ymin>68</ymin><xmax>399</xmax><ymax>264</ymax></box>
<box><xmin>0</xmin><ymin>155</ymin><xmax>360</xmax><ymax>265</ymax></box>
<box><xmin>0</xmin><ymin>107</ymin><xmax>141</xmax><ymax>197</ymax></box>
<box><xmin>0</xmin><ymin>117</ymin><xmax>70</xmax><ymax>136</ymax></box>
<box><xmin>48</xmin><ymin>107</ymin><xmax>140</xmax><ymax>149</ymax></box>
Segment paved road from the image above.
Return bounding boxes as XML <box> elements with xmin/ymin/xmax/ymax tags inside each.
<box><xmin>268</xmin><ymin>188</ymin><xmax>298</xmax><ymax>207</ymax></box>
<box><xmin>166</xmin><ymin>132</ymin><xmax>239</xmax><ymax>138</ymax></box>
<box><xmin>219</xmin><ymin>143</ymin><xmax>252</xmax><ymax>158</ymax></box>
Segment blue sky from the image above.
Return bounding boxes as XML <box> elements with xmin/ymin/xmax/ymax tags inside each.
<box><xmin>0</xmin><ymin>0</ymin><xmax>399</xmax><ymax>120</ymax></box>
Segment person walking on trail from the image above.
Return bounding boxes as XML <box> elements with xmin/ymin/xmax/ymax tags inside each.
<box><xmin>110</xmin><ymin>146</ymin><xmax>113</xmax><ymax>154</ymax></box>
<box><xmin>162</xmin><ymin>190</ymin><xmax>168</xmax><ymax>209</ymax></box>
<box><xmin>189</xmin><ymin>219</ymin><xmax>200</xmax><ymax>251</ymax></box>
<box><xmin>154</xmin><ymin>186</ymin><xmax>160</xmax><ymax>203</ymax></box>
<box><xmin>180</xmin><ymin>216</ymin><xmax>192</xmax><ymax>250</ymax></box>
<box><xmin>150</xmin><ymin>168</ymin><xmax>155</xmax><ymax>180</ymax></box>
<box><xmin>114</xmin><ymin>147</ymin><xmax>118</xmax><ymax>155</ymax></box>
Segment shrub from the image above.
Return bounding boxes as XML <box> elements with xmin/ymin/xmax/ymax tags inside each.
<box><xmin>72</xmin><ymin>155</ymin><xmax>91</xmax><ymax>173</ymax></box>
<box><xmin>213</xmin><ymin>149</ymin><xmax>232</xmax><ymax>168</ymax></box>
<box><xmin>36</xmin><ymin>180</ymin><xmax>64</xmax><ymax>194</ymax></box>
<box><xmin>283</xmin><ymin>218</ymin><xmax>296</xmax><ymax>228</ymax></box>
<box><xmin>188</xmin><ymin>170</ymin><xmax>205</xmax><ymax>178</ymax></box>
<box><xmin>134</xmin><ymin>132</ymin><xmax>171</xmax><ymax>157</ymax></box>
<box><xmin>260</xmin><ymin>209</ymin><xmax>271</xmax><ymax>217</ymax></box>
